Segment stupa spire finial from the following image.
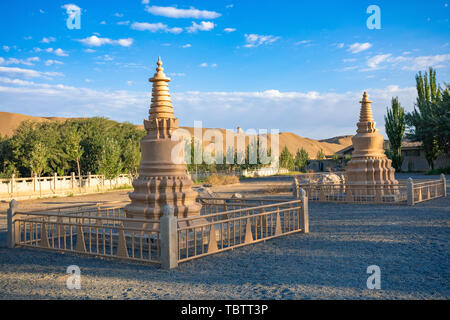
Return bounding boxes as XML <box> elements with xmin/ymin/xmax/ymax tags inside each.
<box><xmin>150</xmin><ymin>56</ymin><xmax>170</xmax><ymax>83</ymax></box>
<box><xmin>147</xmin><ymin>56</ymin><xmax>174</xmax><ymax>121</ymax></box>
<box><xmin>359</xmin><ymin>91</ymin><xmax>374</xmax><ymax>123</ymax></box>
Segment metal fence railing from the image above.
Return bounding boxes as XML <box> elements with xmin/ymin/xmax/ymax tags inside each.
<box><xmin>412</xmin><ymin>179</ymin><xmax>446</xmax><ymax>204</ymax></box>
<box><xmin>176</xmin><ymin>197</ymin><xmax>308</xmax><ymax>264</ymax></box>
<box><xmin>7</xmin><ymin>201</ymin><xmax>161</xmax><ymax>265</ymax></box>
<box><xmin>292</xmin><ymin>174</ymin><xmax>446</xmax><ymax>206</ymax></box>
<box><xmin>7</xmin><ymin>193</ymin><xmax>309</xmax><ymax>269</ymax></box>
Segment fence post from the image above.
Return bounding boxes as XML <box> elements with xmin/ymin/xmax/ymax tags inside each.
<box><xmin>7</xmin><ymin>199</ymin><xmax>18</xmax><ymax>248</ymax></box>
<box><xmin>300</xmin><ymin>188</ymin><xmax>309</xmax><ymax>233</ymax></box>
<box><xmin>53</xmin><ymin>172</ymin><xmax>57</xmax><ymax>192</ymax></box>
<box><xmin>407</xmin><ymin>177</ymin><xmax>414</xmax><ymax>206</ymax></box>
<box><xmin>88</xmin><ymin>172</ymin><xmax>91</xmax><ymax>189</ymax></box>
<box><xmin>292</xmin><ymin>176</ymin><xmax>300</xmax><ymax>198</ymax></box>
<box><xmin>441</xmin><ymin>174</ymin><xmax>447</xmax><ymax>198</ymax></box>
<box><xmin>160</xmin><ymin>204</ymin><xmax>178</xmax><ymax>269</ymax></box>
<box><xmin>10</xmin><ymin>173</ymin><xmax>15</xmax><ymax>195</ymax></box>
<box><xmin>71</xmin><ymin>172</ymin><xmax>75</xmax><ymax>190</ymax></box>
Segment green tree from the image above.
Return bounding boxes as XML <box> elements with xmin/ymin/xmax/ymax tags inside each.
<box><xmin>27</xmin><ymin>142</ymin><xmax>48</xmax><ymax>177</ymax></box>
<box><xmin>64</xmin><ymin>128</ymin><xmax>84</xmax><ymax>184</ymax></box>
<box><xmin>97</xmin><ymin>137</ymin><xmax>123</xmax><ymax>181</ymax></box>
<box><xmin>279</xmin><ymin>146</ymin><xmax>294</xmax><ymax>171</ymax></box>
<box><xmin>385</xmin><ymin>97</ymin><xmax>405</xmax><ymax>171</ymax></box>
<box><xmin>294</xmin><ymin>148</ymin><xmax>309</xmax><ymax>172</ymax></box>
<box><xmin>430</xmin><ymin>85</ymin><xmax>450</xmax><ymax>155</ymax></box>
<box><xmin>405</xmin><ymin>68</ymin><xmax>443</xmax><ymax>169</ymax></box>
<box><xmin>122</xmin><ymin>139</ymin><xmax>141</xmax><ymax>176</ymax></box>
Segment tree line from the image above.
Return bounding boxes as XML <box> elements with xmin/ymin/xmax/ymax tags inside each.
<box><xmin>384</xmin><ymin>67</ymin><xmax>449</xmax><ymax>171</ymax></box>
<box><xmin>0</xmin><ymin>117</ymin><xmax>145</xmax><ymax>180</ymax></box>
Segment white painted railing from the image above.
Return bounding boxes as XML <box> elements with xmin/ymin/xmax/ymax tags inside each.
<box><xmin>0</xmin><ymin>173</ymin><xmax>133</xmax><ymax>200</ymax></box>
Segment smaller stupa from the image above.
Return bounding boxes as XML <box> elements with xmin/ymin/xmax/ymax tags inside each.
<box><xmin>345</xmin><ymin>92</ymin><xmax>398</xmax><ymax>194</ymax></box>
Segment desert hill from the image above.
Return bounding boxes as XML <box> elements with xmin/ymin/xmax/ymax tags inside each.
<box><xmin>0</xmin><ymin>112</ymin><xmax>352</xmax><ymax>159</ymax></box>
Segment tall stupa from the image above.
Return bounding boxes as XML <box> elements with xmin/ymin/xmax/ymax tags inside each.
<box><xmin>125</xmin><ymin>57</ymin><xmax>202</xmax><ymax>227</ymax></box>
<box><xmin>345</xmin><ymin>92</ymin><xmax>398</xmax><ymax>192</ymax></box>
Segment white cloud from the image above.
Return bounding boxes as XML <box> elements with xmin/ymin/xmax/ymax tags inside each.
<box><xmin>402</xmin><ymin>54</ymin><xmax>450</xmax><ymax>71</ymax></box>
<box><xmin>62</xmin><ymin>4</ymin><xmax>81</xmax><ymax>16</ymax></box>
<box><xmin>0</xmin><ymin>67</ymin><xmax>63</xmax><ymax>79</ymax></box>
<box><xmin>117</xmin><ymin>20</ymin><xmax>130</xmax><ymax>26</ymax></box>
<box><xmin>348</xmin><ymin>42</ymin><xmax>372</xmax><ymax>54</ymax></box>
<box><xmin>224</xmin><ymin>28</ymin><xmax>236</xmax><ymax>33</ymax></box>
<box><xmin>142</xmin><ymin>0</ymin><xmax>149</xmax><ymax>4</ymax></box>
<box><xmin>54</xmin><ymin>48</ymin><xmax>69</xmax><ymax>57</ymax></box>
<box><xmin>360</xmin><ymin>53</ymin><xmax>450</xmax><ymax>72</ymax></box>
<box><xmin>295</xmin><ymin>40</ymin><xmax>312</xmax><ymax>45</ymax></box>
<box><xmin>145</xmin><ymin>5</ymin><xmax>221</xmax><ymax>19</ymax></box>
<box><xmin>24</xmin><ymin>36</ymin><xmax>32</xmax><ymax>40</ymax></box>
<box><xmin>0</xmin><ymin>57</ymin><xmax>40</xmax><ymax>66</ymax></box>
<box><xmin>116</xmin><ymin>38</ymin><xmax>134</xmax><ymax>47</ymax></box>
<box><xmin>84</xmin><ymin>48</ymin><xmax>96</xmax><ymax>53</ymax></box>
<box><xmin>77</xmin><ymin>35</ymin><xmax>134</xmax><ymax>47</ymax></box>
<box><xmin>100</xmin><ymin>21</ymin><xmax>106</xmax><ymax>25</ymax></box>
<box><xmin>168</xmin><ymin>73</ymin><xmax>186</xmax><ymax>77</ymax></box>
<box><xmin>244</xmin><ymin>34</ymin><xmax>280</xmax><ymax>48</ymax></box>
<box><xmin>199</xmin><ymin>63</ymin><xmax>217</xmax><ymax>68</ymax></box>
<box><xmin>226</xmin><ymin>4</ymin><xmax>234</xmax><ymax>9</ymax></box>
<box><xmin>366</xmin><ymin>54</ymin><xmax>392</xmax><ymax>70</ymax></box>
<box><xmin>114</xmin><ymin>13</ymin><xmax>124</xmax><ymax>17</ymax></box>
<box><xmin>45</xmin><ymin>59</ymin><xmax>64</xmax><ymax>66</ymax></box>
<box><xmin>131</xmin><ymin>22</ymin><xmax>183</xmax><ymax>34</ymax></box>
<box><xmin>39</xmin><ymin>9</ymin><xmax>45</xmax><ymax>14</ymax></box>
<box><xmin>186</xmin><ymin>21</ymin><xmax>215</xmax><ymax>33</ymax></box>
<box><xmin>2</xmin><ymin>46</ymin><xmax>10</xmax><ymax>52</ymax></box>
<box><xmin>34</xmin><ymin>47</ymin><xmax>69</xmax><ymax>57</ymax></box>
<box><xmin>182</xmin><ymin>44</ymin><xmax>192</xmax><ymax>48</ymax></box>
<box><xmin>41</xmin><ymin>37</ymin><xmax>56</xmax><ymax>44</ymax></box>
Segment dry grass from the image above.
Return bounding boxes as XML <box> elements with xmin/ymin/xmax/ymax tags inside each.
<box><xmin>206</xmin><ymin>174</ymin><xmax>240</xmax><ymax>186</ymax></box>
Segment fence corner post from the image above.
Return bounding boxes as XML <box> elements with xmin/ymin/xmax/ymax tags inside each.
<box><xmin>300</xmin><ymin>188</ymin><xmax>309</xmax><ymax>233</ymax></box>
<box><xmin>7</xmin><ymin>199</ymin><xmax>18</xmax><ymax>248</ymax></box>
<box><xmin>407</xmin><ymin>177</ymin><xmax>414</xmax><ymax>206</ymax></box>
<box><xmin>441</xmin><ymin>173</ymin><xmax>447</xmax><ymax>197</ymax></box>
<box><xmin>293</xmin><ymin>176</ymin><xmax>300</xmax><ymax>198</ymax></box>
<box><xmin>160</xmin><ymin>204</ymin><xmax>178</xmax><ymax>269</ymax></box>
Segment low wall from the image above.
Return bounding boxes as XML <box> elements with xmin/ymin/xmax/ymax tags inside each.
<box><xmin>0</xmin><ymin>173</ymin><xmax>133</xmax><ymax>201</ymax></box>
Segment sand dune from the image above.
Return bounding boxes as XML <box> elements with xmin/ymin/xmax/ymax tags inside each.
<box><xmin>0</xmin><ymin>112</ymin><xmax>352</xmax><ymax>158</ymax></box>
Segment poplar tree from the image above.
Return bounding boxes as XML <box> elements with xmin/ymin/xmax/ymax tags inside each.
<box><xmin>385</xmin><ymin>97</ymin><xmax>405</xmax><ymax>171</ymax></box>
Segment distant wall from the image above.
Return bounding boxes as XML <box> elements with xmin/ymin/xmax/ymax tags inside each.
<box><xmin>0</xmin><ymin>173</ymin><xmax>133</xmax><ymax>201</ymax></box>
<box><xmin>401</xmin><ymin>150</ymin><xmax>450</xmax><ymax>172</ymax></box>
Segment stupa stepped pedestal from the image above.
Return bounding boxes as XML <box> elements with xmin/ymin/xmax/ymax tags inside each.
<box><xmin>345</xmin><ymin>92</ymin><xmax>399</xmax><ymax>196</ymax></box>
<box><xmin>125</xmin><ymin>57</ymin><xmax>202</xmax><ymax>229</ymax></box>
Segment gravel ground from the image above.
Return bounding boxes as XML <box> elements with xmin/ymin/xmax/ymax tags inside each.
<box><xmin>0</xmin><ymin>176</ymin><xmax>449</xmax><ymax>300</ymax></box>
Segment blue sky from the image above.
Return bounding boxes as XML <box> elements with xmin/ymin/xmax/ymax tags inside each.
<box><xmin>0</xmin><ymin>0</ymin><xmax>449</xmax><ymax>139</ymax></box>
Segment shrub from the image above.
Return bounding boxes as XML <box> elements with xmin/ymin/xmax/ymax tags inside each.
<box><xmin>426</xmin><ymin>166</ymin><xmax>450</xmax><ymax>175</ymax></box>
<box><xmin>206</xmin><ymin>174</ymin><xmax>239</xmax><ymax>185</ymax></box>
